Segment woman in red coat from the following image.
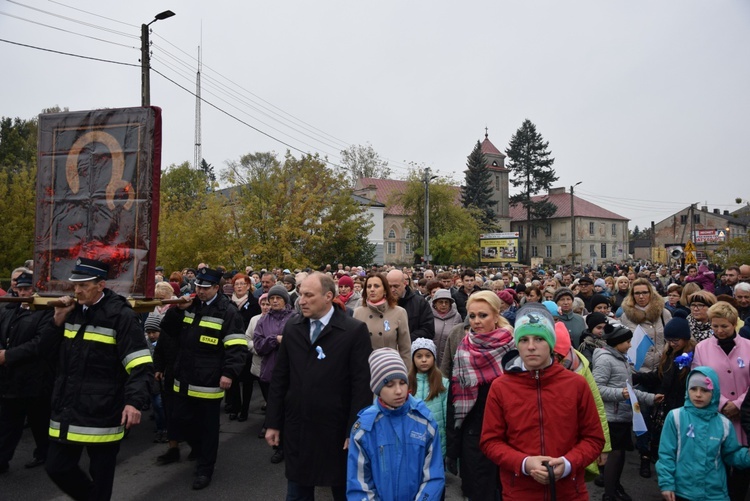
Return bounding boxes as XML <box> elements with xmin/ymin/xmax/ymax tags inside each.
<box><xmin>480</xmin><ymin>302</ymin><xmax>605</xmax><ymax>500</ymax></box>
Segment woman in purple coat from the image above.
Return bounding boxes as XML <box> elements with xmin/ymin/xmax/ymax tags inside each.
<box><xmin>254</xmin><ymin>284</ymin><xmax>296</xmax><ymax>464</ymax></box>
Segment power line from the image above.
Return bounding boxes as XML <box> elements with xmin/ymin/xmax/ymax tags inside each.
<box><xmin>46</xmin><ymin>0</ymin><xmax>139</xmax><ymax>28</ymax></box>
<box><xmin>6</xmin><ymin>0</ymin><xmax>138</xmax><ymax>39</ymax></box>
<box><xmin>0</xmin><ymin>10</ymin><xmax>137</xmax><ymax>49</ymax></box>
<box><xmin>150</xmin><ymin>67</ymin><xmax>347</xmax><ymax>169</ymax></box>
<box><xmin>0</xmin><ymin>37</ymin><xmax>139</xmax><ymax>67</ymax></box>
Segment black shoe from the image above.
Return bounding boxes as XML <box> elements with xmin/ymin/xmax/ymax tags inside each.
<box><xmin>639</xmin><ymin>456</ymin><xmax>651</xmax><ymax>478</ymax></box>
<box><xmin>192</xmin><ymin>475</ymin><xmax>211</xmax><ymax>490</ymax></box>
<box><xmin>258</xmin><ymin>427</ymin><xmax>267</xmax><ymax>439</ymax></box>
<box><xmin>615</xmin><ymin>485</ymin><xmax>633</xmax><ymax>501</ymax></box>
<box><xmin>270</xmin><ymin>448</ymin><xmax>284</xmax><ymax>464</ymax></box>
<box><xmin>156</xmin><ymin>447</ymin><xmax>180</xmax><ymax>465</ymax></box>
<box><xmin>601</xmin><ymin>495</ymin><xmax>616</xmax><ymax>501</ymax></box>
<box><xmin>187</xmin><ymin>448</ymin><xmax>198</xmax><ymax>461</ymax></box>
<box><xmin>24</xmin><ymin>457</ymin><xmax>45</xmax><ymax>469</ymax></box>
<box><xmin>237</xmin><ymin>413</ymin><xmax>248</xmax><ymax>422</ymax></box>
<box><xmin>593</xmin><ymin>474</ymin><xmax>605</xmax><ymax>487</ymax></box>
<box><xmin>228</xmin><ymin>413</ymin><xmax>238</xmax><ymax>421</ymax></box>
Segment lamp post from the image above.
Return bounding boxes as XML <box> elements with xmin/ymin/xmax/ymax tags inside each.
<box><xmin>141</xmin><ymin>10</ymin><xmax>176</xmax><ymax>107</ymax></box>
<box><xmin>570</xmin><ymin>181</ymin><xmax>582</xmax><ymax>267</ymax></box>
<box><xmin>423</xmin><ymin>168</ymin><xmax>438</xmax><ymax>265</ymax></box>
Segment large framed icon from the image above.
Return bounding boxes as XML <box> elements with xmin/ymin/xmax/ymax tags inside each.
<box><xmin>34</xmin><ymin>107</ymin><xmax>162</xmax><ymax>298</ymax></box>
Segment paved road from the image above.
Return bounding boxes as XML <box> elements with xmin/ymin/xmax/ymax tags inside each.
<box><xmin>3</xmin><ymin>388</ymin><xmax>674</xmax><ymax>500</ymax></box>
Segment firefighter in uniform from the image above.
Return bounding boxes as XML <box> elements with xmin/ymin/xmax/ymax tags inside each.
<box><xmin>156</xmin><ymin>267</ymin><xmax>247</xmax><ymax>490</ymax></box>
<box><xmin>0</xmin><ymin>271</ymin><xmax>54</xmax><ymax>472</ymax></box>
<box><xmin>43</xmin><ymin>258</ymin><xmax>153</xmax><ymax>501</ymax></box>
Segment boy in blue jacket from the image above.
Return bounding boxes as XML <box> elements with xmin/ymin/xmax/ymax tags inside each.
<box><xmin>656</xmin><ymin>366</ymin><xmax>750</xmax><ymax>501</ymax></box>
<box><xmin>347</xmin><ymin>348</ymin><xmax>445</xmax><ymax>501</ymax></box>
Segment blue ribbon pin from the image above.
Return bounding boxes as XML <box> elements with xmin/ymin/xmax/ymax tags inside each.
<box><xmin>316</xmin><ymin>346</ymin><xmax>326</xmax><ymax>360</ymax></box>
<box><xmin>739</xmin><ymin>357</ymin><xmax>746</xmax><ymax>369</ymax></box>
<box><xmin>384</xmin><ymin>320</ymin><xmax>391</xmax><ymax>332</ymax></box>
<box><xmin>686</xmin><ymin>424</ymin><xmax>695</xmax><ymax>438</ymax></box>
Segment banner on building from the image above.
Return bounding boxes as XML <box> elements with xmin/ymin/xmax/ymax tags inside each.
<box><xmin>34</xmin><ymin>107</ymin><xmax>162</xmax><ymax>298</ymax></box>
<box><xmin>692</xmin><ymin>229</ymin><xmax>727</xmax><ymax>244</ymax></box>
<box><xmin>479</xmin><ymin>232</ymin><xmax>519</xmax><ymax>264</ymax></box>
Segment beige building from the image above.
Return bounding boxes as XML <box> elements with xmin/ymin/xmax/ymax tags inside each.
<box><xmin>509</xmin><ymin>187</ymin><xmax>629</xmax><ymax>266</ymax></box>
<box><xmin>355</xmin><ymin>132</ymin><xmax>511</xmax><ymax>264</ymax></box>
<box><xmin>653</xmin><ymin>205</ymin><xmax>748</xmax><ymax>260</ymax></box>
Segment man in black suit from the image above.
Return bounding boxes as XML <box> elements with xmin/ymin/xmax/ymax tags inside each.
<box><xmin>265</xmin><ymin>272</ymin><xmax>372</xmax><ymax>501</ymax></box>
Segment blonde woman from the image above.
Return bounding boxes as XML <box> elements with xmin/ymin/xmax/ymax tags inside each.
<box><xmin>446</xmin><ymin>291</ymin><xmax>514</xmax><ymax>500</ymax></box>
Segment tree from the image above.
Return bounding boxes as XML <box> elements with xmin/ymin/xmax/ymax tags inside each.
<box><xmin>393</xmin><ymin>170</ymin><xmax>481</xmax><ymax>265</ymax></box>
<box><xmin>461</xmin><ymin>140</ymin><xmax>496</xmax><ymax>230</ymax></box>
<box><xmin>0</xmin><ymin>116</ymin><xmax>38</xmax><ymax>277</ymax></box>
<box><xmin>506</xmin><ymin>119</ymin><xmax>558</xmax><ymax>264</ymax></box>
<box><xmin>157</xmin><ymin>162</ymin><xmax>241</xmax><ymax>272</ymax></box>
<box><xmin>715</xmin><ymin>236</ymin><xmax>750</xmax><ymax>269</ymax></box>
<box><xmin>223</xmin><ymin>151</ymin><xmax>374</xmax><ymax>270</ymax></box>
<box><xmin>200</xmin><ymin>158</ymin><xmax>216</xmax><ymax>187</ymax></box>
<box><xmin>338</xmin><ymin>143</ymin><xmax>392</xmax><ymax>187</ymax></box>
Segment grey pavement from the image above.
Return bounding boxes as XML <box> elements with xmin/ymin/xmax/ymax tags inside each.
<box><xmin>3</xmin><ymin>388</ymin><xmax>675</xmax><ymax>500</ymax></box>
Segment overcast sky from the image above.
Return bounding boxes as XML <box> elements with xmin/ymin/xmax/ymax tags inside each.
<box><xmin>2</xmin><ymin>0</ymin><xmax>748</xmax><ymax>230</ymax></box>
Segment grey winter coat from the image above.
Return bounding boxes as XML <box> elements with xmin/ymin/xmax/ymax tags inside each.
<box><xmin>592</xmin><ymin>345</ymin><xmax>655</xmax><ymax>423</ymax></box>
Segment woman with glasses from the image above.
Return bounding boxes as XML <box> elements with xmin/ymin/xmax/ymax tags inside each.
<box><xmin>618</xmin><ymin>278</ymin><xmax>672</xmax><ymax>479</ymax></box>
<box><xmin>687</xmin><ymin>291</ymin><xmax>717</xmax><ymax>342</ymax></box>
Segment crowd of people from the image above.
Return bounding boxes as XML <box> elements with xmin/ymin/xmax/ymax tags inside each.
<box><xmin>1</xmin><ymin>258</ymin><xmax>750</xmax><ymax>500</ymax></box>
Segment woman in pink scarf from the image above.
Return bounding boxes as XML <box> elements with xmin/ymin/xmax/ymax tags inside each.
<box><xmin>446</xmin><ymin>290</ymin><xmax>515</xmax><ymax>500</ymax></box>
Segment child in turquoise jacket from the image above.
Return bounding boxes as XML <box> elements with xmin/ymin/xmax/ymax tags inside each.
<box><xmin>656</xmin><ymin>366</ymin><xmax>750</xmax><ymax>501</ymax></box>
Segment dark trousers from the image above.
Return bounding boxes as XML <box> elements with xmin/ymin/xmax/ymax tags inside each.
<box><xmin>286</xmin><ymin>480</ymin><xmax>346</xmax><ymax>501</ymax></box>
<box><xmin>172</xmin><ymin>394</ymin><xmax>220</xmax><ymax>477</ymax></box>
<box><xmin>0</xmin><ymin>396</ymin><xmax>50</xmax><ymax>464</ymax></box>
<box><xmin>728</xmin><ymin>465</ymin><xmax>750</xmax><ymax>501</ymax></box>
<box><xmin>45</xmin><ymin>440</ymin><xmax>120</xmax><ymax>501</ymax></box>
<box><xmin>227</xmin><ymin>359</ymin><xmax>258</xmax><ymax>416</ymax></box>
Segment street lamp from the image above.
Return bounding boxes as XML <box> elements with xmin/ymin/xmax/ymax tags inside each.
<box><xmin>141</xmin><ymin>10</ymin><xmax>176</xmax><ymax>107</ymax></box>
<box><xmin>570</xmin><ymin>181</ymin><xmax>582</xmax><ymax>266</ymax></box>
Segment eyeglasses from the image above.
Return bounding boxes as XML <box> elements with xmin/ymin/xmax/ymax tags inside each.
<box><xmin>633</xmin><ymin>291</ymin><xmax>650</xmax><ymax>296</ymax></box>
<box><xmin>667</xmin><ymin>339</ymin><xmax>683</xmax><ymax>344</ymax></box>
<box><xmin>690</xmin><ymin>303</ymin><xmax>708</xmax><ymax>309</ymax></box>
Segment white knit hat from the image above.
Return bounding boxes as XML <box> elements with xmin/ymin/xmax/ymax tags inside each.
<box><xmin>411</xmin><ymin>337</ymin><xmax>437</xmax><ymax>359</ymax></box>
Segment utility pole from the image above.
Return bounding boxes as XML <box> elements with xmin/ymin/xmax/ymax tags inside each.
<box><xmin>570</xmin><ymin>182</ymin><xmax>581</xmax><ymax>267</ymax></box>
<box><xmin>423</xmin><ymin>168</ymin><xmax>437</xmax><ymax>265</ymax></box>
<box><xmin>141</xmin><ymin>10</ymin><xmax>176</xmax><ymax>107</ymax></box>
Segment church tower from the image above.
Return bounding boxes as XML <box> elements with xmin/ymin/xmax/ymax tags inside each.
<box><xmin>481</xmin><ymin>130</ymin><xmax>511</xmax><ymax>230</ymax></box>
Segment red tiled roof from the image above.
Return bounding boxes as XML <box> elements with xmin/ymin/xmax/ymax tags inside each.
<box><xmin>355</xmin><ymin>178</ymin><xmax>461</xmax><ymax>216</ymax></box>
<box><xmin>508</xmin><ymin>190</ymin><xmax>628</xmax><ymax>221</ymax></box>
<box><xmin>481</xmin><ymin>137</ymin><xmax>504</xmax><ymax>157</ymax></box>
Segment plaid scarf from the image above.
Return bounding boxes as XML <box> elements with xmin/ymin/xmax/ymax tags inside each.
<box><xmin>452</xmin><ymin>327</ymin><xmax>515</xmax><ymax>428</ymax></box>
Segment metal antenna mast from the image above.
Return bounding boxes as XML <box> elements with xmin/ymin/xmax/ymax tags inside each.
<box><xmin>194</xmin><ymin>44</ymin><xmax>202</xmax><ymax>169</ymax></box>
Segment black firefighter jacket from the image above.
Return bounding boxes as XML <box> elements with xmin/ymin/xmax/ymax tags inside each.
<box><xmin>44</xmin><ymin>289</ymin><xmax>153</xmax><ymax>444</ymax></box>
<box><xmin>0</xmin><ymin>303</ymin><xmax>55</xmax><ymax>399</ymax></box>
<box><xmin>161</xmin><ymin>292</ymin><xmax>247</xmax><ymax>400</ymax></box>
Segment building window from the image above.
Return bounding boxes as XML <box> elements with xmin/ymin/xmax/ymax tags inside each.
<box><xmin>531</xmin><ymin>246</ymin><xmax>538</xmax><ymax>257</ymax></box>
<box><xmin>495</xmin><ymin>175</ymin><xmax>500</xmax><ymax>191</ymax></box>
<box><xmin>693</xmin><ymin>213</ymin><xmax>700</xmax><ymax>224</ymax></box>
<box><xmin>590</xmin><ymin>244</ymin><xmax>595</xmax><ymax>257</ymax></box>
<box><xmin>387</xmin><ymin>242</ymin><xmax>396</xmax><ymax>254</ymax></box>
<box><xmin>404</xmin><ymin>242</ymin><xmax>412</xmax><ymax>255</ymax></box>
<box><xmin>405</xmin><ymin>229</ymin><xmax>411</xmax><ymax>239</ymax></box>
<box><xmin>680</xmin><ymin>215</ymin><xmax>688</xmax><ymax>225</ymax></box>
<box><xmin>545</xmin><ymin>245</ymin><xmax>552</xmax><ymax>258</ymax></box>
<box><xmin>601</xmin><ymin>243</ymin><xmax>607</xmax><ymax>259</ymax></box>
<box><xmin>611</xmin><ymin>223</ymin><xmax>616</xmax><ymax>236</ymax></box>
<box><xmin>545</xmin><ymin>223</ymin><xmax>552</xmax><ymax>237</ymax></box>
<box><xmin>613</xmin><ymin>243</ymin><xmax>618</xmax><ymax>257</ymax></box>
<box><xmin>589</xmin><ymin>222</ymin><xmax>595</xmax><ymax>235</ymax></box>
<box><xmin>388</xmin><ymin>229</ymin><xmax>396</xmax><ymax>239</ymax></box>
<box><xmin>532</xmin><ymin>226</ymin><xmax>538</xmax><ymax>238</ymax></box>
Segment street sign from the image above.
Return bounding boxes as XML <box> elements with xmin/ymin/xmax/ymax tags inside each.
<box><xmin>684</xmin><ymin>240</ymin><xmax>696</xmax><ymax>253</ymax></box>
